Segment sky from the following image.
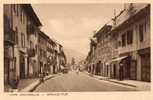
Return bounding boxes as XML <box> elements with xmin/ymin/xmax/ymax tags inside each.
<box><xmin>32</xmin><ymin>4</ymin><xmax>124</xmax><ymax>58</ymax></box>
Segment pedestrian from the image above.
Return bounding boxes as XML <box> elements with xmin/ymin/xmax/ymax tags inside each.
<box><xmin>76</xmin><ymin>67</ymin><xmax>79</xmax><ymax>74</ymax></box>
<box><xmin>119</xmin><ymin>63</ymin><xmax>123</xmax><ymax>81</ymax></box>
<box><xmin>40</xmin><ymin>73</ymin><xmax>44</xmax><ymax>83</ymax></box>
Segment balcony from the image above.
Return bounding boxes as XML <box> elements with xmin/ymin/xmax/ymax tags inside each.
<box><xmin>28</xmin><ymin>48</ymin><xmax>36</xmax><ymax>57</ymax></box>
<box><xmin>4</xmin><ymin>15</ymin><xmax>15</xmax><ymax>44</ymax></box>
<box><xmin>27</xmin><ymin>23</ymin><xmax>36</xmax><ymax>34</ymax></box>
<box><xmin>4</xmin><ymin>28</ymin><xmax>15</xmax><ymax>44</ymax></box>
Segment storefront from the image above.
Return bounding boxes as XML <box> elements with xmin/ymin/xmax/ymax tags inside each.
<box><xmin>110</xmin><ymin>56</ymin><xmax>131</xmax><ymax>80</ymax></box>
<box><xmin>95</xmin><ymin>61</ymin><xmax>101</xmax><ymax>75</ymax></box>
<box><xmin>138</xmin><ymin>47</ymin><xmax>150</xmax><ymax>82</ymax></box>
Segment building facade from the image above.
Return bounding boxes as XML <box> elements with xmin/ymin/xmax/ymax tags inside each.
<box><xmin>86</xmin><ymin>3</ymin><xmax>150</xmax><ymax>82</ymax></box>
<box><xmin>46</xmin><ymin>36</ymin><xmax>57</xmax><ymax>74</ymax></box>
<box><xmin>4</xmin><ymin>4</ymin><xmax>16</xmax><ymax>86</ymax></box>
<box><xmin>4</xmin><ymin>4</ymin><xmax>43</xmax><ymax>88</ymax></box>
<box><xmin>4</xmin><ymin>4</ymin><xmax>67</xmax><ymax>90</ymax></box>
<box><xmin>26</xmin><ymin>5</ymin><xmax>42</xmax><ymax>78</ymax></box>
<box><xmin>113</xmin><ymin>4</ymin><xmax>150</xmax><ymax>81</ymax></box>
<box><xmin>4</xmin><ymin>4</ymin><xmax>30</xmax><ymax>84</ymax></box>
<box><xmin>55</xmin><ymin>43</ymin><xmax>67</xmax><ymax>73</ymax></box>
<box><xmin>38</xmin><ymin>31</ymin><xmax>48</xmax><ymax>76</ymax></box>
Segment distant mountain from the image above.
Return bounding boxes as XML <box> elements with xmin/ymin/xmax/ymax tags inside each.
<box><xmin>63</xmin><ymin>48</ymin><xmax>86</xmax><ymax>64</ymax></box>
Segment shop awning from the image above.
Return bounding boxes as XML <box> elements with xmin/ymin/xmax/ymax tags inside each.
<box><xmin>111</xmin><ymin>56</ymin><xmax>128</xmax><ymax>62</ymax></box>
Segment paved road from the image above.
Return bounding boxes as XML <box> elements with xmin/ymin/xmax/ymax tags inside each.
<box><xmin>34</xmin><ymin>71</ymin><xmax>136</xmax><ymax>92</ymax></box>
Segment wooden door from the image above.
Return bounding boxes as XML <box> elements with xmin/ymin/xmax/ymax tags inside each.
<box><xmin>130</xmin><ymin>60</ymin><xmax>137</xmax><ymax>80</ymax></box>
<box><xmin>141</xmin><ymin>54</ymin><xmax>150</xmax><ymax>82</ymax></box>
<box><xmin>20</xmin><ymin>54</ymin><xmax>25</xmax><ymax>79</ymax></box>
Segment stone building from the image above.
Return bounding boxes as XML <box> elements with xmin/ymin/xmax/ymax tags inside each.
<box><xmin>46</xmin><ymin>36</ymin><xmax>57</xmax><ymax>74</ymax></box>
<box><xmin>11</xmin><ymin>4</ymin><xmax>28</xmax><ymax>80</ymax></box>
<box><xmin>4</xmin><ymin>4</ymin><xmax>43</xmax><ymax>88</ymax></box>
<box><xmin>111</xmin><ymin>4</ymin><xmax>150</xmax><ymax>81</ymax></box>
<box><xmin>86</xmin><ymin>3</ymin><xmax>150</xmax><ymax>82</ymax></box>
<box><xmin>93</xmin><ymin>25</ymin><xmax>112</xmax><ymax>77</ymax></box>
<box><xmin>38</xmin><ymin>31</ymin><xmax>48</xmax><ymax>76</ymax></box>
<box><xmin>4</xmin><ymin>4</ymin><xmax>16</xmax><ymax>86</ymax></box>
<box><xmin>54</xmin><ymin>43</ymin><xmax>67</xmax><ymax>73</ymax></box>
<box><xmin>4</xmin><ymin>4</ymin><xmax>67</xmax><ymax>91</ymax></box>
<box><xmin>86</xmin><ymin>37</ymin><xmax>97</xmax><ymax>74</ymax></box>
<box><xmin>58</xmin><ymin>44</ymin><xmax>67</xmax><ymax>68</ymax></box>
<box><xmin>26</xmin><ymin>5</ymin><xmax>42</xmax><ymax>77</ymax></box>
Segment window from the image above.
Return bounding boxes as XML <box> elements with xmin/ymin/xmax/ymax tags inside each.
<box><xmin>15</xmin><ymin>27</ymin><xmax>18</xmax><ymax>44</ymax></box>
<box><xmin>144</xmin><ymin>21</ymin><xmax>147</xmax><ymax>32</ymax></box>
<box><xmin>127</xmin><ymin>29</ymin><xmax>133</xmax><ymax>44</ymax></box>
<box><xmin>139</xmin><ymin>24</ymin><xmax>144</xmax><ymax>42</ymax></box>
<box><xmin>114</xmin><ymin>41</ymin><xmax>118</xmax><ymax>49</ymax></box>
<box><xmin>21</xmin><ymin>33</ymin><xmax>25</xmax><ymax>47</ymax></box>
<box><xmin>23</xmin><ymin>12</ymin><xmax>25</xmax><ymax>24</ymax></box>
<box><xmin>43</xmin><ymin>51</ymin><xmax>45</xmax><ymax>57</ymax></box>
<box><xmin>40</xmin><ymin>49</ymin><xmax>42</xmax><ymax>57</ymax></box>
<box><xmin>122</xmin><ymin>34</ymin><xmax>126</xmax><ymax>47</ymax></box>
<box><xmin>20</xmin><ymin>9</ymin><xmax>22</xmax><ymax>22</ymax></box>
<box><xmin>23</xmin><ymin>34</ymin><xmax>25</xmax><ymax>47</ymax></box>
<box><xmin>13</xmin><ymin>4</ymin><xmax>16</xmax><ymax>13</ymax></box>
<box><xmin>16</xmin><ymin>5</ymin><xmax>19</xmax><ymax>16</ymax></box>
<box><xmin>30</xmin><ymin>41</ymin><xmax>33</xmax><ymax>49</ymax></box>
<box><xmin>35</xmin><ymin>45</ymin><xmax>37</xmax><ymax>53</ymax></box>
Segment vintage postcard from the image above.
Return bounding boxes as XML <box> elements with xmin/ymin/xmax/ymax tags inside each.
<box><xmin>0</xmin><ymin>0</ymin><xmax>152</xmax><ymax>100</ymax></box>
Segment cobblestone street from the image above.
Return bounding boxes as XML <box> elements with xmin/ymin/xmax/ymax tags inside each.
<box><xmin>34</xmin><ymin>71</ymin><xmax>136</xmax><ymax>92</ymax></box>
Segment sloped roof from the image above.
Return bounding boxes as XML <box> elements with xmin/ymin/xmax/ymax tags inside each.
<box><xmin>93</xmin><ymin>25</ymin><xmax>112</xmax><ymax>38</ymax></box>
<box><xmin>111</xmin><ymin>4</ymin><xmax>150</xmax><ymax>33</ymax></box>
<box><xmin>23</xmin><ymin>4</ymin><xmax>42</xmax><ymax>26</ymax></box>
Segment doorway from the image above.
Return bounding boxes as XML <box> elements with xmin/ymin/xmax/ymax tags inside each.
<box><xmin>20</xmin><ymin>53</ymin><xmax>25</xmax><ymax>79</ymax></box>
<box><xmin>141</xmin><ymin>54</ymin><xmax>150</xmax><ymax>82</ymax></box>
<box><xmin>113</xmin><ymin>64</ymin><xmax>116</xmax><ymax>78</ymax></box>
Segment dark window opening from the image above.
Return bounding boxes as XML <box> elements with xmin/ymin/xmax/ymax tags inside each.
<box><xmin>122</xmin><ymin>34</ymin><xmax>126</xmax><ymax>47</ymax></box>
<box><xmin>139</xmin><ymin>24</ymin><xmax>144</xmax><ymax>42</ymax></box>
<box><xmin>127</xmin><ymin>29</ymin><xmax>133</xmax><ymax>44</ymax></box>
<box><xmin>15</xmin><ymin>27</ymin><xmax>18</xmax><ymax>44</ymax></box>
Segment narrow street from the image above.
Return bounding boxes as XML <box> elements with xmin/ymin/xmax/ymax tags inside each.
<box><xmin>4</xmin><ymin>4</ymin><xmax>150</xmax><ymax>92</ymax></box>
<box><xmin>34</xmin><ymin>71</ymin><xmax>136</xmax><ymax>92</ymax></box>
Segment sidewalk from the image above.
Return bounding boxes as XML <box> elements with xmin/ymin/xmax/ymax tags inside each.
<box><xmin>85</xmin><ymin>72</ymin><xmax>151</xmax><ymax>91</ymax></box>
<box><xmin>18</xmin><ymin>78</ymin><xmax>39</xmax><ymax>91</ymax></box>
<box><xmin>20</xmin><ymin>74</ymin><xmax>56</xmax><ymax>92</ymax></box>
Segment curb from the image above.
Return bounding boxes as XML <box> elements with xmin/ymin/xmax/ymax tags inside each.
<box><xmin>20</xmin><ymin>74</ymin><xmax>56</xmax><ymax>92</ymax></box>
<box><xmin>20</xmin><ymin>80</ymin><xmax>41</xmax><ymax>92</ymax></box>
<box><xmin>97</xmin><ymin>77</ymin><xmax>136</xmax><ymax>87</ymax></box>
<box><xmin>29</xmin><ymin>80</ymin><xmax>41</xmax><ymax>92</ymax></box>
<box><xmin>86</xmin><ymin>72</ymin><xmax>137</xmax><ymax>88</ymax></box>
<box><xmin>107</xmin><ymin>79</ymin><xmax>136</xmax><ymax>87</ymax></box>
<box><xmin>44</xmin><ymin>75</ymin><xmax>55</xmax><ymax>81</ymax></box>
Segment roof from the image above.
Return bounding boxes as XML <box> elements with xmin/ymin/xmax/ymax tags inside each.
<box><xmin>93</xmin><ymin>25</ymin><xmax>112</xmax><ymax>38</ymax></box>
<box><xmin>47</xmin><ymin>37</ymin><xmax>56</xmax><ymax>46</ymax></box>
<box><xmin>110</xmin><ymin>4</ymin><xmax>150</xmax><ymax>34</ymax></box>
<box><xmin>23</xmin><ymin>4</ymin><xmax>42</xmax><ymax>26</ymax></box>
<box><xmin>38</xmin><ymin>30</ymin><xmax>49</xmax><ymax>40</ymax></box>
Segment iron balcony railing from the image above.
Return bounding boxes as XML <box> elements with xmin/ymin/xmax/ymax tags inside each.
<box><xmin>4</xmin><ymin>27</ymin><xmax>15</xmax><ymax>44</ymax></box>
<box><xmin>4</xmin><ymin>15</ymin><xmax>15</xmax><ymax>44</ymax></box>
<box><xmin>27</xmin><ymin>23</ymin><xmax>36</xmax><ymax>34</ymax></box>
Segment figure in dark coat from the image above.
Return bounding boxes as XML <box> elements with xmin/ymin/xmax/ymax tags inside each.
<box><xmin>119</xmin><ymin>63</ymin><xmax>124</xmax><ymax>81</ymax></box>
